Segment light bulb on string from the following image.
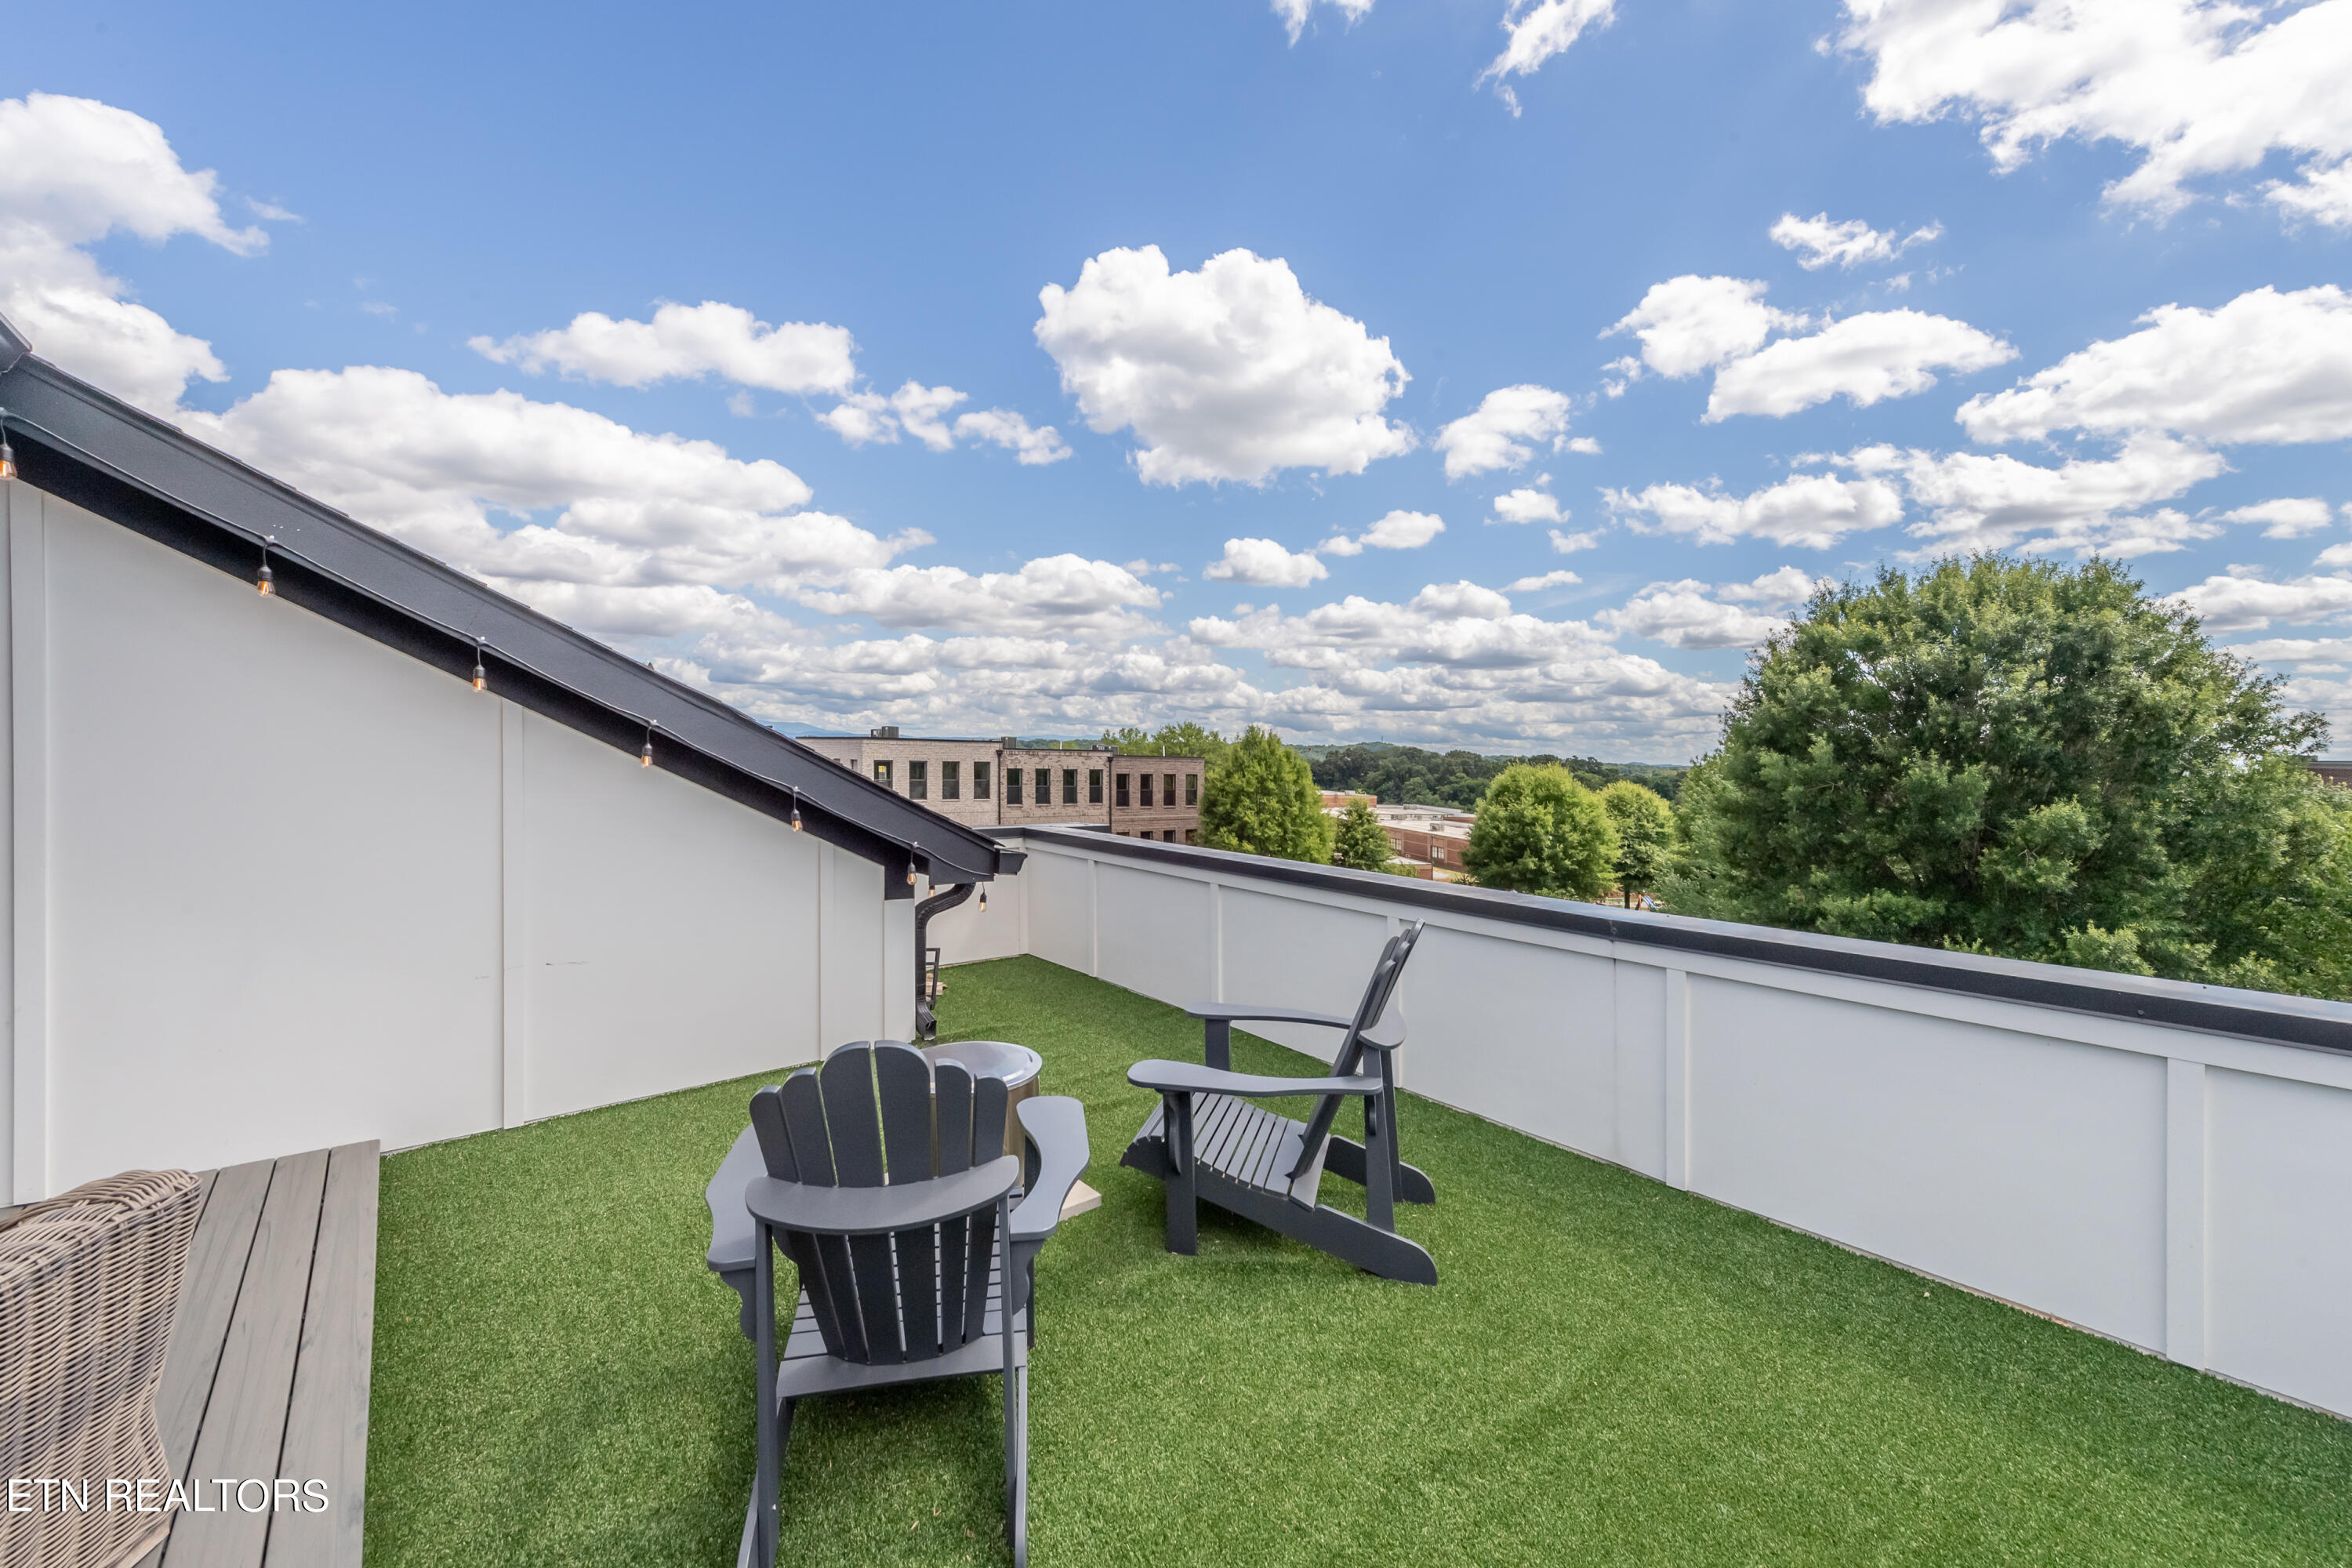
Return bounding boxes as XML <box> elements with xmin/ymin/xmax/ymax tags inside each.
<box><xmin>641</xmin><ymin>720</ymin><xmax>655</xmax><ymax>768</ymax></box>
<box><xmin>790</xmin><ymin>787</ymin><xmax>802</xmax><ymax>831</ymax></box>
<box><xmin>256</xmin><ymin>535</ymin><xmax>276</xmax><ymax>597</ymax></box>
<box><xmin>907</xmin><ymin>844</ymin><xmax>920</xmax><ymax>887</ymax></box>
<box><xmin>472</xmin><ymin>637</ymin><xmax>488</xmax><ymax>691</ymax></box>
<box><xmin>978</xmin><ymin>887</ymin><xmax>988</xmax><ymax>913</ymax></box>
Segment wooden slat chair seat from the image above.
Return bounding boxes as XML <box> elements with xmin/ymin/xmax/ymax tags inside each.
<box><xmin>1123</xmin><ymin>922</ymin><xmax>1439</xmax><ymax>1284</ymax></box>
<box><xmin>706</xmin><ymin>1041</ymin><xmax>1089</xmax><ymax>1568</ymax></box>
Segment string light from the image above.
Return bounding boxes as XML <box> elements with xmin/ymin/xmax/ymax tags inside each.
<box><xmin>256</xmin><ymin>535</ymin><xmax>275</xmax><ymax>596</ymax></box>
<box><xmin>790</xmin><ymin>787</ymin><xmax>802</xmax><ymax>831</ymax></box>
<box><xmin>641</xmin><ymin>720</ymin><xmax>655</xmax><ymax>768</ymax></box>
<box><xmin>472</xmin><ymin>637</ymin><xmax>488</xmax><ymax>691</ymax></box>
<box><xmin>978</xmin><ymin>887</ymin><xmax>988</xmax><ymax>913</ymax></box>
<box><xmin>0</xmin><ymin>408</ymin><xmax>16</xmax><ymax>481</ymax></box>
<box><xmin>908</xmin><ymin>844</ymin><xmax>920</xmax><ymax>887</ymax></box>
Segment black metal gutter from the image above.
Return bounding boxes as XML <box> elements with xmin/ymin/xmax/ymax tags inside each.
<box><xmin>1000</xmin><ymin>826</ymin><xmax>2352</xmax><ymax>1057</ymax></box>
<box><xmin>0</xmin><ymin>350</ymin><xmax>1018</xmax><ymax>888</ymax></box>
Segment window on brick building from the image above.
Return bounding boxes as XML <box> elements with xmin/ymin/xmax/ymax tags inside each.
<box><xmin>1116</xmin><ymin>772</ymin><xmax>1131</xmax><ymax>808</ymax></box>
<box><xmin>1164</xmin><ymin>772</ymin><xmax>1175</xmax><ymax>806</ymax></box>
<box><xmin>873</xmin><ymin>760</ymin><xmax>893</xmax><ymax>789</ymax></box>
<box><xmin>1062</xmin><ymin>768</ymin><xmax>1078</xmax><ymax>805</ymax></box>
<box><xmin>1139</xmin><ymin>773</ymin><xmax>1152</xmax><ymax>808</ymax></box>
<box><xmin>942</xmin><ymin>760</ymin><xmax>960</xmax><ymax>800</ymax></box>
<box><xmin>909</xmin><ymin>760</ymin><xmax>928</xmax><ymax>800</ymax></box>
<box><xmin>975</xmin><ymin>761</ymin><xmax>990</xmax><ymax>799</ymax></box>
<box><xmin>1088</xmin><ymin>768</ymin><xmax>1103</xmax><ymax>804</ymax></box>
<box><xmin>1006</xmin><ymin>768</ymin><xmax>1023</xmax><ymax>805</ymax></box>
<box><xmin>1185</xmin><ymin>772</ymin><xmax>1198</xmax><ymax>805</ymax></box>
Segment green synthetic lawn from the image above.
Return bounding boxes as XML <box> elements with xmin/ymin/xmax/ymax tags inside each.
<box><xmin>366</xmin><ymin>956</ymin><xmax>2352</xmax><ymax>1566</ymax></box>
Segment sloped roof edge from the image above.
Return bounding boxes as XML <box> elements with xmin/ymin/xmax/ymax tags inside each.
<box><xmin>0</xmin><ymin>349</ymin><xmax>1016</xmax><ymax>887</ymax></box>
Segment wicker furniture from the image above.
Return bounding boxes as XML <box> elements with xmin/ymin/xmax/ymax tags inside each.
<box><xmin>0</xmin><ymin>1168</ymin><xmax>201</xmax><ymax>1568</ymax></box>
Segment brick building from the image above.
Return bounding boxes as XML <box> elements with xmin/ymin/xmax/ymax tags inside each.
<box><xmin>1319</xmin><ymin>793</ymin><xmax>1475</xmax><ymax>880</ymax></box>
<box><xmin>800</xmin><ymin>729</ymin><xmax>1207</xmax><ymax>842</ymax></box>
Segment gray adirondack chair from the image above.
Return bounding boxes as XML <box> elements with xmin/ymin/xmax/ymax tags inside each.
<box><xmin>704</xmin><ymin>1041</ymin><xmax>1090</xmax><ymax>1568</ymax></box>
<box><xmin>1122</xmin><ymin>921</ymin><xmax>1436</xmax><ymax>1284</ymax></box>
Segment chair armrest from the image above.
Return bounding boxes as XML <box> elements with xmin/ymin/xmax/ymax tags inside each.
<box><xmin>704</xmin><ymin>1124</ymin><xmax>766</xmax><ymax>1276</ymax></box>
<box><xmin>1185</xmin><ymin>1004</ymin><xmax>1353</xmax><ymax>1030</ymax></box>
<box><xmin>744</xmin><ymin>1157</ymin><xmax>1020</xmax><ymax>1237</ymax></box>
<box><xmin>1009</xmin><ymin>1097</ymin><xmax>1091</xmax><ymax>1243</ymax></box>
<box><xmin>1128</xmin><ymin>1060</ymin><xmax>1383</xmax><ymax>1098</ymax></box>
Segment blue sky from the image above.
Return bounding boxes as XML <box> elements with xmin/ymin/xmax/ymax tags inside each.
<box><xmin>5</xmin><ymin>0</ymin><xmax>2350</xmax><ymax>759</ymax></box>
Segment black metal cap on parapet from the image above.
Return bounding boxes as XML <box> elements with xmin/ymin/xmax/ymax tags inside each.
<box><xmin>1002</xmin><ymin>826</ymin><xmax>2352</xmax><ymax>1058</ymax></box>
<box><xmin>0</xmin><ymin>342</ymin><xmax>1016</xmax><ymax>888</ymax></box>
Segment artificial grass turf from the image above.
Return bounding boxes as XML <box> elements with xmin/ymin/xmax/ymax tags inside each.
<box><xmin>365</xmin><ymin>956</ymin><xmax>2352</xmax><ymax>1567</ymax></box>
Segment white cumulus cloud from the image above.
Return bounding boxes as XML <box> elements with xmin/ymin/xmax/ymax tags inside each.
<box><xmin>0</xmin><ymin>91</ymin><xmax>273</xmax><ymax>415</ymax></box>
<box><xmin>1476</xmin><ymin>0</ymin><xmax>1617</xmax><ymax>115</ymax></box>
<box><xmin>1605</xmin><ymin>275</ymin><xmax>1799</xmax><ymax>379</ymax></box>
<box><xmin>468</xmin><ymin>300</ymin><xmax>857</xmax><ymax>394</ymax></box>
<box><xmin>1505</xmin><ymin>569</ymin><xmax>1584</xmax><ymax>593</ymax></box>
<box><xmin>2166</xmin><ymin>569</ymin><xmax>2352</xmax><ymax>633</ymax></box>
<box><xmin>1203</xmin><ymin>537</ymin><xmax>1331</xmax><ymax>588</ymax></box>
<box><xmin>1835</xmin><ymin>0</ymin><xmax>2352</xmax><ymax>224</ymax></box>
<box><xmin>951</xmin><ymin>407</ymin><xmax>1073</xmax><ymax>465</ymax></box>
<box><xmin>1600</xmin><ymin>583</ymin><xmax>1794</xmax><ymax>649</ymax></box>
<box><xmin>791</xmin><ymin>554</ymin><xmax>1160</xmax><ymax>638</ymax></box>
<box><xmin>1035</xmin><ymin>245</ymin><xmax>1412</xmax><ymax>485</ymax></box>
<box><xmin>1846</xmin><ymin>433</ymin><xmax>2228</xmax><ymax>556</ymax></box>
<box><xmin>1958</xmin><ymin>285</ymin><xmax>2352</xmax><ymax>447</ymax></box>
<box><xmin>1491</xmin><ymin>485</ymin><xmax>1565</xmax><ymax>524</ymax></box>
<box><xmin>1769</xmin><ymin>212</ymin><xmax>1942</xmax><ymax>270</ymax></box>
<box><xmin>1717</xmin><ymin>566</ymin><xmax>1829</xmax><ymax>606</ymax></box>
<box><xmin>1320</xmin><ymin>509</ymin><xmax>1446</xmax><ymax>556</ymax></box>
<box><xmin>1435</xmin><ymin>383</ymin><xmax>1577</xmax><ymax>477</ymax></box>
<box><xmin>1272</xmin><ymin>0</ymin><xmax>1375</xmax><ymax>43</ymax></box>
<box><xmin>1550</xmin><ymin>527</ymin><xmax>1602</xmax><ymax>554</ymax></box>
<box><xmin>1706</xmin><ymin>309</ymin><xmax>2014</xmax><ymax>420</ymax></box>
<box><xmin>2222</xmin><ymin>498</ymin><xmax>2335</xmax><ymax>539</ymax></box>
<box><xmin>1606</xmin><ymin>471</ymin><xmax>1906</xmax><ymax>548</ymax></box>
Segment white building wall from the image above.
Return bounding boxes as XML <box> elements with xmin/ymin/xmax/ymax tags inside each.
<box><xmin>972</xmin><ymin>829</ymin><xmax>2352</xmax><ymax>1421</ymax></box>
<box><xmin>1</xmin><ymin>484</ymin><xmax>880</xmax><ymax>1200</ymax></box>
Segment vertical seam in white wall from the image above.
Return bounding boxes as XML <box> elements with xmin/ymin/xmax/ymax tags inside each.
<box><xmin>9</xmin><ymin>492</ymin><xmax>46</xmax><ymax>1203</ymax></box>
<box><xmin>1664</xmin><ymin>967</ymin><xmax>1690</xmax><ymax>1192</ymax></box>
<box><xmin>1087</xmin><ymin>855</ymin><xmax>1100</xmax><ymax>978</ymax></box>
<box><xmin>1016</xmin><ymin>833</ymin><xmax>1033</xmax><ymax>958</ymax></box>
<box><xmin>499</xmin><ymin>702</ymin><xmax>528</xmax><ymax>1128</ymax></box>
<box><xmin>2165</xmin><ymin>1057</ymin><xmax>2209</xmax><ymax>1367</ymax></box>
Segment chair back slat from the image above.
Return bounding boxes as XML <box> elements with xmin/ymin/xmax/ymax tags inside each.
<box><xmin>933</xmin><ymin>1062</ymin><xmax>975</xmax><ymax>1345</ymax></box>
<box><xmin>754</xmin><ymin>1044</ymin><xmax>1013</xmax><ymax>1368</ymax></box>
<box><xmin>820</xmin><ymin>1047</ymin><xmax>888</xmax><ymax>1187</ymax></box>
<box><xmin>1288</xmin><ymin>923</ymin><xmax>1423</xmax><ymax>1184</ymax></box>
<box><xmin>877</xmin><ymin>1045</ymin><xmax>936</xmax><ymax>1182</ymax></box>
<box><xmin>768</xmin><ymin>1074</ymin><xmax>862</xmax><ymax>1358</ymax></box>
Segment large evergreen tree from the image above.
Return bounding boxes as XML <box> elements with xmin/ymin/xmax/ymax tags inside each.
<box><xmin>1462</xmin><ymin>764</ymin><xmax>1619</xmax><ymax>898</ymax></box>
<box><xmin>1198</xmin><ymin>727</ymin><xmax>1334</xmax><ymax>863</ymax></box>
<box><xmin>1661</xmin><ymin>556</ymin><xmax>2352</xmax><ymax>996</ymax></box>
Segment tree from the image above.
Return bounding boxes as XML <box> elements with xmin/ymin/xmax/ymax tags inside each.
<box><xmin>1331</xmin><ymin>797</ymin><xmax>1395</xmax><ymax>872</ymax></box>
<box><xmin>1461</xmin><ymin>764</ymin><xmax>1618</xmax><ymax>898</ymax></box>
<box><xmin>1661</xmin><ymin>555</ymin><xmax>2352</xmax><ymax>998</ymax></box>
<box><xmin>1098</xmin><ymin>721</ymin><xmax>1232</xmax><ymax>771</ymax></box>
<box><xmin>1599</xmin><ymin>780</ymin><xmax>1676</xmax><ymax>907</ymax></box>
<box><xmin>1198</xmin><ymin>726</ymin><xmax>1334</xmax><ymax>863</ymax></box>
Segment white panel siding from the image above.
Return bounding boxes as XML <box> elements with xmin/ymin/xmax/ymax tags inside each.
<box><xmin>1219</xmin><ymin>887</ymin><xmax>1385</xmax><ymax>1057</ymax></box>
<box><xmin>1404</xmin><ymin>927</ymin><xmax>1616</xmax><ymax>1157</ymax></box>
<box><xmin>1611</xmin><ymin>963</ymin><xmax>1668</xmax><ymax>1178</ymax></box>
<box><xmin>36</xmin><ymin>492</ymin><xmax>504</xmax><ymax>1187</ymax></box>
<box><xmin>1686</xmin><ymin>978</ymin><xmax>2168</xmax><ymax>1349</ymax></box>
<box><xmin>516</xmin><ymin>712</ymin><xmax>822</xmax><ymax>1120</ymax></box>
<box><xmin>1022</xmin><ymin>850</ymin><xmax>1094</xmax><ymax>975</ymax></box>
<box><xmin>2205</xmin><ymin>1068</ymin><xmax>2352</xmax><ymax>1415</ymax></box>
<box><xmin>5</xmin><ymin>484</ymin><xmax>882</xmax><ymax>1198</ymax></box>
<box><xmin>1096</xmin><ymin>862</ymin><xmax>1210</xmax><ymax>1007</ymax></box>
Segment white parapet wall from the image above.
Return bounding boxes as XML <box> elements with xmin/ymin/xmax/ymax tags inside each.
<box><xmin>931</xmin><ymin>826</ymin><xmax>2352</xmax><ymax>1420</ymax></box>
<box><xmin>2</xmin><ymin>481</ymin><xmax>911</xmax><ymax>1201</ymax></box>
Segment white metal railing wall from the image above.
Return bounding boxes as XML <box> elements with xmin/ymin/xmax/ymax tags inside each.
<box><xmin>932</xmin><ymin>826</ymin><xmax>2352</xmax><ymax>1421</ymax></box>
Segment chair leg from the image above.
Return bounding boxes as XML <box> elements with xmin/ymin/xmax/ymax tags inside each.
<box><xmin>1004</xmin><ymin>1360</ymin><xmax>1029</xmax><ymax>1567</ymax></box>
<box><xmin>751</xmin><ymin>1222</ymin><xmax>780</xmax><ymax>1568</ymax></box>
<box><xmin>1363</xmin><ymin>1094</ymin><xmax>1396</xmax><ymax>1234</ymax></box>
<box><xmin>1163</xmin><ymin>1093</ymin><xmax>1197</xmax><ymax>1255</ymax></box>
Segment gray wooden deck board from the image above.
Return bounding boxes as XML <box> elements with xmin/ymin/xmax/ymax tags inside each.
<box><xmin>121</xmin><ymin>1143</ymin><xmax>379</xmax><ymax>1568</ymax></box>
<box><xmin>262</xmin><ymin>1142</ymin><xmax>379</xmax><ymax>1568</ymax></box>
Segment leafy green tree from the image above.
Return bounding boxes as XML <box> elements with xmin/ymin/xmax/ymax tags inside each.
<box><xmin>1331</xmin><ymin>797</ymin><xmax>1395</xmax><ymax>872</ymax></box>
<box><xmin>1462</xmin><ymin>764</ymin><xmax>1618</xmax><ymax>898</ymax></box>
<box><xmin>1098</xmin><ymin>721</ymin><xmax>1231</xmax><ymax>771</ymax></box>
<box><xmin>1599</xmin><ymin>780</ymin><xmax>1676</xmax><ymax>907</ymax></box>
<box><xmin>1661</xmin><ymin>555</ymin><xmax>2352</xmax><ymax>998</ymax></box>
<box><xmin>1198</xmin><ymin>727</ymin><xmax>1334</xmax><ymax>863</ymax></box>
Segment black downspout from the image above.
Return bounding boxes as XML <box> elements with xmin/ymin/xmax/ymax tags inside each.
<box><xmin>913</xmin><ymin>882</ymin><xmax>975</xmax><ymax>1041</ymax></box>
